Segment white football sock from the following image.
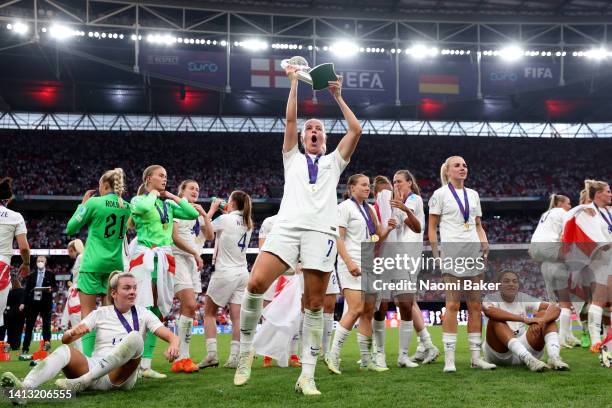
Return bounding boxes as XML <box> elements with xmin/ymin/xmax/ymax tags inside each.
<box><xmin>239</xmin><ymin>291</ymin><xmax>263</xmax><ymax>352</ymax></box>
<box><xmin>417</xmin><ymin>328</ymin><xmax>433</xmax><ymax>348</ymax></box>
<box><xmin>300</xmin><ymin>309</ymin><xmax>323</xmax><ymax>378</ymax></box>
<box><xmin>331</xmin><ymin>324</ymin><xmax>350</xmax><ymax>356</ymax></box>
<box><xmin>373</xmin><ymin>319</ymin><xmax>386</xmax><ymax>354</ymax></box>
<box><xmin>399</xmin><ymin>320</ymin><xmax>414</xmax><ymax>357</ymax></box>
<box><xmin>442</xmin><ymin>332</ymin><xmax>457</xmax><ymax>365</ymax></box>
<box><xmin>178</xmin><ymin>314</ymin><xmax>193</xmax><ymax>360</ymax></box>
<box><xmin>468</xmin><ymin>333</ymin><xmax>483</xmax><ymax>363</ymax></box>
<box><xmin>229</xmin><ymin>340</ymin><xmax>239</xmax><ymax>358</ymax></box>
<box><xmin>322</xmin><ymin>313</ymin><xmax>334</xmax><ymax>355</ymax></box>
<box><xmin>588</xmin><ymin>304</ymin><xmax>603</xmax><ymax>345</ymax></box>
<box><xmin>206</xmin><ymin>338</ymin><xmax>218</xmax><ymax>358</ymax></box>
<box><xmin>81</xmin><ymin>331</ymin><xmax>143</xmax><ymax>385</ymax></box>
<box><xmin>507</xmin><ymin>338</ymin><xmax>530</xmax><ymax>363</ymax></box>
<box><xmin>22</xmin><ymin>344</ymin><xmax>71</xmax><ymax>389</ymax></box>
<box><xmin>559</xmin><ymin>308</ymin><xmax>571</xmax><ymax>342</ymax></box>
<box><xmin>140</xmin><ymin>358</ymin><xmax>152</xmax><ymax>370</ymax></box>
<box><xmin>544</xmin><ymin>332</ymin><xmax>561</xmax><ymax>359</ymax></box>
<box><xmin>357</xmin><ymin>333</ymin><xmax>372</xmax><ymax>365</ymax></box>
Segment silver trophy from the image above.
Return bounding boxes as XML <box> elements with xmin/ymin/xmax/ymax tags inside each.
<box><xmin>280</xmin><ymin>56</ymin><xmax>313</xmax><ymax>86</ymax></box>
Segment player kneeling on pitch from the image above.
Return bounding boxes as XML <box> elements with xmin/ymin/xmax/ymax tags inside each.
<box><xmin>1</xmin><ymin>272</ymin><xmax>179</xmax><ymax>404</ymax></box>
<box><xmin>482</xmin><ymin>270</ymin><xmax>569</xmax><ymax>372</ymax></box>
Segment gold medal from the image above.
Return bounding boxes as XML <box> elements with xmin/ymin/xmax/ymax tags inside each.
<box><xmin>464</xmin><ymin>222</ymin><xmax>470</xmax><ymax>230</ymax></box>
<box><xmin>371</xmin><ymin>234</ymin><xmax>379</xmax><ymax>243</ymax></box>
<box><xmin>311</xmin><ymin>185</ymin><xmax>316</xmax><ymax>192</ymax></box>
<box><xmin>163</xmin><ymin>223</ymin><xmax>169</xmax><ymax>230</ymax></box>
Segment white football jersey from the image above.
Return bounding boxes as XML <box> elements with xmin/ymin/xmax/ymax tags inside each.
<box><xmin>483</xmin><ymin>292</ymin><xmax>541</xmax><ymax>336</ymax></box>
<box><xmin>274</xmin><ymin>145</ymin><xmax>349</xmax><ymax>237</ymax></box>
<box><xmin>337</xmin><ymin>199</ymin><xmax>376</xmax><ymax>267</ymax></box>
<box><xmin>428</xmin><ymin>185</ymin><xmax>482</xmax><ymax>243</ymax></box>
<box><xmin>259</xmin><ymin>215</ymin><xmax>278</xmax><ymax>240</ymax></box>
<box><xmin>173</xmin><ymin>216</ymin><xmax>205</xmax><ymax>256</ymax></box>
<box><xmin>81</xmin><ymin>305</ymin><xmax>163</xmax><ymax>360</ymax></box>
<box><xmin>212</xmin><ymin>211</ymin><xmax>252</xmax><ymax>272</ymax></box>
<box><xmin>531</xmin><ymin>207</ymin><xmax>566</xmax><ymax>243</ymax></box>
<box><xmin>394</xmin><ymin>193</ymin><xmax>425</xmax><ymax>244</ymax></box>
<box><xmin>0</xmin><ymin>205</ymin><xmax>26</xmax><ymax>259</ymax></box>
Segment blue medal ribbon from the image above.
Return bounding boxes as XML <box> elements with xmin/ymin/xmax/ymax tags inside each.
<box><xmin>114</xmin><ymin>306</ymin><xmax>139</xmax><ymax>333</ymax></box>
<box><xmin>447</xmin><ymin>184</ymin><xmax>470</xmax><ymax>225</ymax></box>
<box><xmin>350</xmin><ymin>197</ymin><xmax>376</xmax><ymax>238</ymax></box>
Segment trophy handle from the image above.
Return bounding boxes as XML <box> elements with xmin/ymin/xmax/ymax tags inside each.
<box><xmin>296</xmin><ymin>71</ymin><xmax>313</xmax><ymax>86</ymax></box>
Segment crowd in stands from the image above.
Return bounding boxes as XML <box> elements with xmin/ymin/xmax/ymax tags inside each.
<box><xmin>2</xmin><ymin>131</ymin><xmax>609</xmax><ymax>199</ymax></box>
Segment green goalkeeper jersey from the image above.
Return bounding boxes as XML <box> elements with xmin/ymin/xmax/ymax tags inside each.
<box><xmin>66</xmin><ymin>193</ymin><xmax>131</xmax><ymax>274</ymax></box>
<box><xmin>130</xmin><ymin>193</ymin><xmax>199</xmax><ymax>248</ymax></box>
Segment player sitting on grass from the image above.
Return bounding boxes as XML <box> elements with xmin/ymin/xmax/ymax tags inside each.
<box><xmin>1</xmin><ymin>272</ymin><xmax>179</xmax><ymax>405</ymax></box>
<box><xmin>482</xmin><ymin>270</ymin><xmax>569</xmax><ymax>372</ymax></box>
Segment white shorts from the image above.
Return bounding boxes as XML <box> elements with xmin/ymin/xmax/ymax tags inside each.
<box><xmin>297</xmin><ymin>271</ymin><xmax>339</xmax><ymax>295</ymax></box>
<box><xmin>529</xmin><ymin>242</ymin><xmax>562</xmax><ymax>263</ymax></box>
<box><xmin>86</xmin><ymin>357</ymin><xmax>138</xmax><ymax>391</ymax></box>
<box><xmin>0</xmin><ymin>286</ymin><xmax>9</xmax><ymax>327</ymax></box>
<box><xmin>261</xmin><ymin>225</ymin><xmax>337</xmax><ymax>273</ymax></box>
<box><xmin>206</xmin><ymin>269</ymin><xmax>248</xmax><ymax>306</ymax></box>
<box><xmin>174</xmin><ymin>253</ymin><xmax>202</xmax><ymax>293</ymax></box>
<box><xmin>337</xmin><ymin>263</ymin><xmax>361</xmax><ymax>291</ymax></box>
<box><xmin>541</xmin><ymin>261</ymin><xmax>569</xmax><ymax>302</ymax></box>
<box><xmin>441</xmin><ymin>242</ymin><xmax>485</xmax><ymax>278</ymax></box>
<box><xmin>483</xmin><ymin>332</ymin><xmax>543</xmax><ymax>366</ymax></box>
<box><xmin>591</xmin><ymin>251</ymin><xmax>612</xmax><ymax>286</ymax></box>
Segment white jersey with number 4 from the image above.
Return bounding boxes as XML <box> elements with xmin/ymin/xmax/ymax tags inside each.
<box><xmin>531</xmin><ymin>208</ymin><xmax>565</xmax><ymax>243</ymax></box>
<box><xmin>81</xmin><ymin>305</ymin><xmax>163</xmax><ymax>360</ymax></box>
<box><xmin>0</xmin><ymin>205</ymin><xmax>26</xmax><ymax>260</ymax></box>
<box><xmin>428</xmin><ymin>185</ymin><xmax>482</xmax><ymax>242</ymax></box>
<box><xmin>212</xmin><ymin>210</ymin><xmax>252</xmax><ymax>272</ymax></box>
<box><xmin>275</xmin><ymin>145</ymin><xmax>349</xmax><ymax>237</ymax></box>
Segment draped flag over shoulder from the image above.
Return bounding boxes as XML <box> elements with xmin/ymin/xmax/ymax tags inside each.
<box><xmin>561</xmin><ymin>206</ymin><xmax>609</xmax><ymax>298</ymax></box>
<box><xmin>253</xmin><ymin>275</ymin><xmax>302</xmax><ymax>367</ymax></box>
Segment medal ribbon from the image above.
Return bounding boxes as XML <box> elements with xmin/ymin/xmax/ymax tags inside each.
<box><xmin>351</xmin><ymin>197</ymin><xmax>376</xmax><ymax>238</ymax></box>
<box><xmin>114</xmin><ymin>305</ymin><xmax>139</xmax><ymax>333</ymax></box>
<box><xmin>305</xmin><ymin>154</ymin><xmax>322</xmax><ymax>184</ymax></box>
<box><xmin>448</xmin><ymin>184</ymin><xmax>470</xmax><ymax>224</ymax></box>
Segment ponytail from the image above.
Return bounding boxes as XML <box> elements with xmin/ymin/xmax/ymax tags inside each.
<box><xmin>439</xmin><ymin>156</ymin><xmax>463</xmax><ymax>186</ymax></box>
<box><xmin>547</xmin><ymin>194</ymin><xmax>569</xmax><ymax>211</ymax></box>
<box><xmin>579</xmin><ymin>189</ymin><xmax>589</xmax><ymax>205</ymax></box>
<box><xmin>230</xmin><ymin>190</ymin><xmax>253</xmax><ymax>230</ymax></box>
<box><xmin>584</xmin><ymin>179</ymin><xmax>608</xmax><ymax>201</ymax></box>
<box><xmin>68</xmin><ymin>239</ymin><xmax>84</xmax><ymax>254</ymax></box>
<box><xmin>100</xmin><ymin>168</ymin><xmax>126</xmax><ymax>208</ymax></box>
<box><xmin>138</xmin><ymin>165</ymin><xmax>164</xmax><ymax>196</ymax></box>
<box><xmin>106</xmin><ymin>271</ymin><xmax>136</xmax><ymax>304</ymax></box>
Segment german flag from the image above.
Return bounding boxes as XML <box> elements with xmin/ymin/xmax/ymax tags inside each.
<box><xmin>419</xmin><ymin>75</ymin><xmax>459</xmax><ymax>95</ymax></box>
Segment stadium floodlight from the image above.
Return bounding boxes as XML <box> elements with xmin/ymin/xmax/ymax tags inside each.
<box><xmin>499</xmin><ymin>45</ymin><xmax>523</xmax><ymax>62</ymax></box>
<box><xmin>241</xmin><ymin>39</ymin><xmax>268</xmax><ymax>51</ymax></box>
<box><xmin>585</xmin><ymin>47</ymin><xmax>608</xmax><ymax>60</ymax></box>
<box><xmin>11</xmin><ymin>22</ymin><xmax>29</xmax><ymax>35</ymax></box>
<box><xmin>49</xmin><ymin>24</ymin><xmax>76</xmax><ymax>40</ymax></box>
<box><xmin>221</xmin><ymin>40</ymin><xmax>227</xmax><ymax>46</ymax></box>
<box><xmin>406</xmin><ymin>44</ymin><xmax>438</xmax><ymax>59</ymax></box>
<box><xmin>330</xmin><ymin>40</ymin><xmax>359</xmax><ymax>58</ymax></box>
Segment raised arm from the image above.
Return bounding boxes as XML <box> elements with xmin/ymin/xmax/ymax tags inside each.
<box><xmin>283</xmin><ymin>66</ymin><xmax>299</xmax><ymax>153</ymax></box>
<box><xmin>333</xmin><ymin>77</ymin><xmax>363</xmax><ymax>161</ymax></box>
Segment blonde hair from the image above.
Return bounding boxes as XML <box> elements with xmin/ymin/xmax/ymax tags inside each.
<box><xmin>230</xmin><ymin>190</ymin><xmax>253</xmax><ymax>230</ymax></box>
<box><xmin>548</xmin><ymin>194</ymin><xmax>570</xmax><ymax>211</ymax></box>
<box><xmin>300</xmin><ymin>119</ymin><xmax>327</xmax><ymax>150</ymax></box>
<box><xmin>440</xmin><ymin>156</ymin><xmax>463</xmax><ymax>186</ymax></box>
<box><xmin>137</xmin><ymin>165</ymin><xmax>164</xmax><ymax>196</ymax></box>
<box><xmin>373</xmin><ymin>175</ymin><xmax>392</xmax><ymax>195</ymax></box>
<box><xmin>394</xmin><ymin>169</ymin><xmax>421</xmax><ymax>196</ymax></box>
<box><xmin>178</xmin><ymin>179</ymin><xmax>198</xmax><ymax>198</ymax></box>
<box><xmin>584</xmin><ymin>179</ymin><xmax>609</xmax><ymax>201</ymax></box>
<box><xmin>100</xmin><ymin>168</ymin><xmax>126</xmax><ymax>208</ymax></box>
<box><xmin>579</xmin><ymin>189</ymin><xmax>590</xmax><ymax>205</ymax></box>
<box><xmin>106</xmin><ymin>271</ymin><xmax>136</xmax><ymax>303</ymax></box>
<box><xmin>68</xmin><ymin>239</ymin><xmax>84</xmax><ymax>254</ymax></box>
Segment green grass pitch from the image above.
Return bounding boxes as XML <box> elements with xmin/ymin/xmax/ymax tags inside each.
<box><xmin>1</xmin><ymin>326</ymin><xmax>607</xmax><ymax>407</ymax></box>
